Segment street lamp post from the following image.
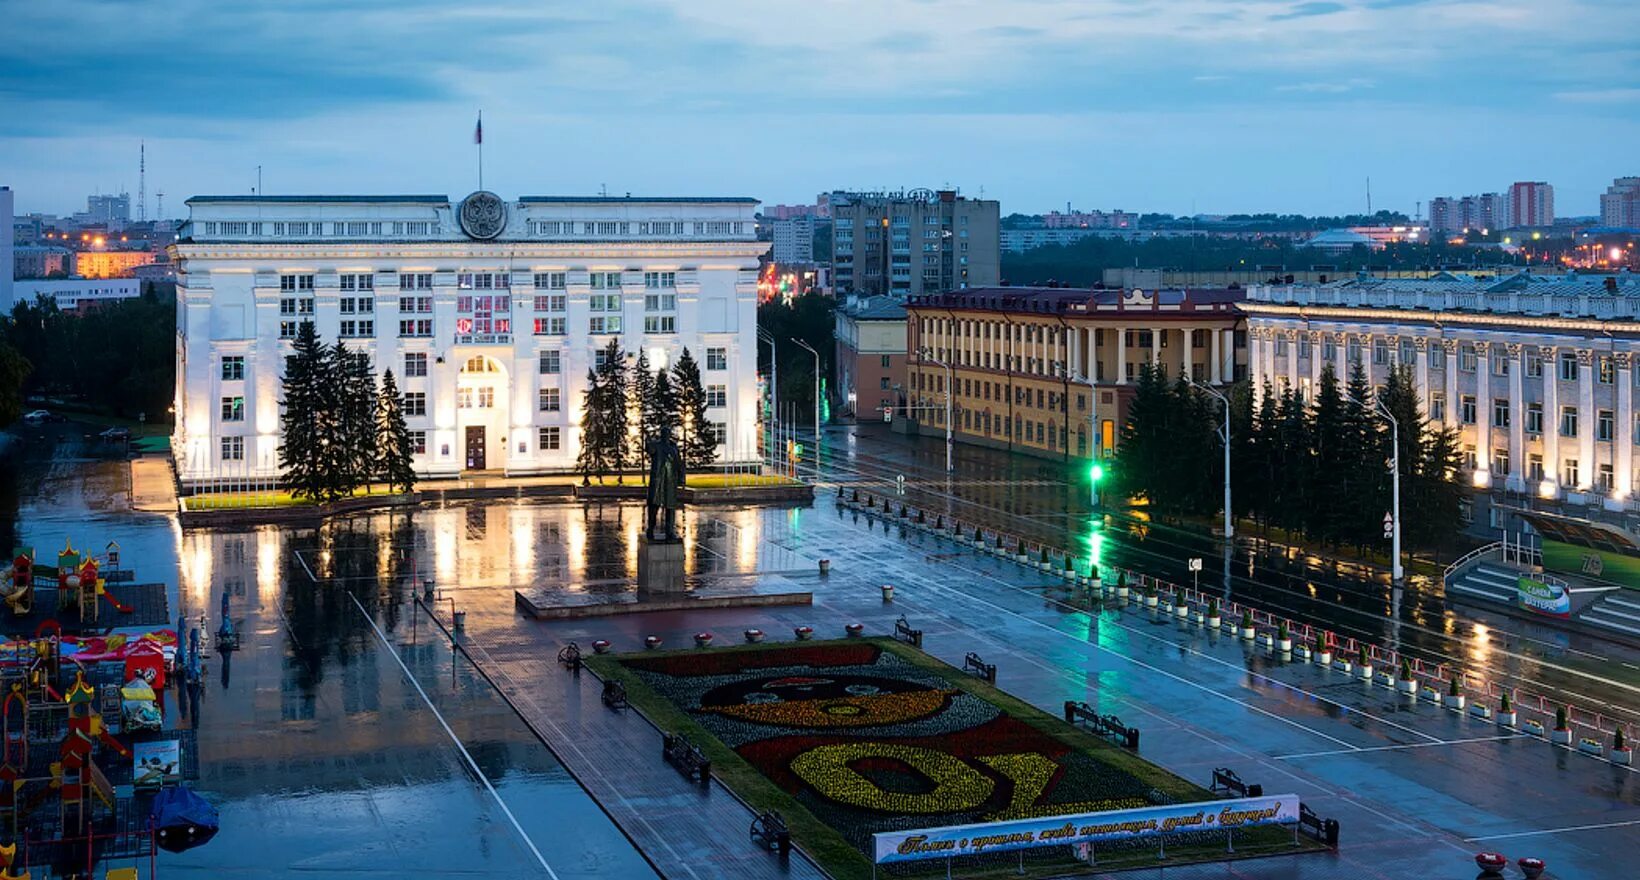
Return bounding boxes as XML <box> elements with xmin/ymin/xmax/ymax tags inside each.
<box><xmin>920</xmin><ymin>347</ymin><xmax>954</xmax><ymax>473</ymax></box>
<box><xmin>1347</xmin><ymin>392</ymin><xmax>1403</xmax><ymax>583</ymax></box>
<box><xmin>1068</xmin><ymin>368</ymin><xmax>1098</xmax><ymax>507</ymax></box>
<box><xmin>792</xmin><ymin>338</ymin><xmax>820</xmax><ymax>443</ymax></box>
<box><xmin>1185</xmin><ymin>378</ymin><xmax>1233</xmax><ymax>543</ymax></box>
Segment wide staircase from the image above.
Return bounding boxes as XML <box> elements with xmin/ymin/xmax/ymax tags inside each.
<box><xmin>1444</xmin><ymin>561</ymin><xmax>1525</xmax><ymax>605</ymax></box>
<box><xmin>1579</xmin><ymin>590</ymin><xmax>1640</xmax><ymax>639</ymax></box>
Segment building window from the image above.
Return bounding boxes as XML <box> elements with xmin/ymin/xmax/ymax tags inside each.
<box><xmin>1526</xmin><ymin>349</ymin><xmax>1543</xmax><ymax>378</ymax></box>
<box><xmin>538</xmin><ymin>426</ymin><xmax>561</xmax><ymax>451</ymax></box>
<box><xmin>399</xmin><ymin>319</ymin><xmax>433</xmax><ymax>338</ymax></box>
<box><xmin>644</xmin><ymin>292</ymin><xmax>677</xmax><ymax>312</ymax></box>
<box><xmin>1599</xmin><ymin>356</ymin><xmax>1615</xmax><ymax>385</ymax></box>
<box><xmin>220</xmin><ymin>436</ymin><xmax>244</xmax><ymax>461</ymax></box>
<box><xmin>1598</xmin><ymin>409</ymin><xmax>1615</xmax><ymax>441</ymax></box>
<box><xmin>1322</xmin><ymin>339</ymin><xmax>1337</xmax><ymax>362</ymax></box>
<box><xmin>1398</xmin><ymin>339</ymin><xmax>1414</xmax><ymax>365</ymax></box>
<box><xmin>590</xmin><ymin>316</ymin><xmax>622</xmax><ymax>334</ymax></box>
<box><xmin>1491</xmin><ymin>350</ymin><xmax>1509</xmax><ymax>376</ymax></box>
<box><xmin>1559</xmin><ymin>351</ymin><xmax>1578</xmax><ymax>381</ymax></box>
<box><xmin>589</xmin><ymin>272</ymin><xmax>622</xmax><ymax>289</ymax></box>
<box><xmin>1492</xmin><ymin>398</ymin><xmax>1510</xmax><ymax>428</ymax></box>
<box><xmin>404</xmin><ymin>352</ymin><xmax>427</xmax><ymax>377</ymax></box>
<box><xmin>339</xmin><ymin>273</ymin><xmax>374</xmax><ymax>293</ymax></box>
<box><xmin>409</xmin><ymin>430</ymin><xmax>427</xmax><ymax>454</ymax></box>
<box><xmin>279</xmin><ymin>274</ymin><xmax>315</xmax><ymax>292</ymax></box>
<box><xmin>404</xmin><ymin>392</ymin><xmax>426</xmax><ymax>417</ymax></box>
<box><xmin>643</xmin><ymin>315</ymin><xmax>677</xmax><ymax>334</ymax></box>
<box><xmin>1459</xmin><ymin>345</ymin><xmax>1477</xmax><ymax>373</ymax></box>
<box><xmin>533</xmin><ymin>294</ymin><xmax>566</xmax><ymax>312</ymax></box>
<box><xmin>220</xmin><ymin>396</ymin><xmax>244</xmax><ymax>422</ymax></box>
<box><xmin>643</xmin><ymin>271</ymin><xmax>676</xmax><ymax>288</ymax></box>
<box><xmin>401</xmin><ymin>294</ymin><xmax>433</xmax><ymax>314</ymax></box>
<box><xmin>1460</xmin><ymin>395</ymin><xmax>1476</xmax><ymax>425</ymax></box>
<box><xmin>339</xmin><ymin>319</ymin><xmax>374</xmax><ymax>338</ymax></box>
<box><xmin>534</xmin><ymin>317</ymin><xmax>567</xmax><ymax>336</ymax></box>
<box><xmin>1372</xmin><ymin>338</ymin><xmax>1389</xmax><ymax>365</ymax></box>
<box><xmin>1526</xmin><ymin>403</ymin><xmax>1543</xmax><ymax>435</ymax></box>
<box><xmin>880</xmin><ymin>354</ymin><xmax>892</xmax><ymax>368</ymax></box>
<box><xmin>879</xmin><ymin>377</ymin><xmax>890</xmax><ymax>390</ymax></box>
<box><xmin>706</xmin><ymin>348</ymin><xmax>727</xmax><ymax>370</ymax></box>
<box><xmin>1599</xmin><ymin>463</ymin><xmax>1615</xmax><ymax>492</ymax></box>
<box><xmin>1527</xmin><ymin>454</ymin><xmax>1544</xmax><ymax>482</ymax></box>
<box><xmin>539</xmin><ymin>387</ymin><xmax>561</xmax><ymax>412</ymax></box>
<box><xmin>1463</xmin><ymin>444</ymin><xmax>1477</xmax><ymax>471</ymax></box>
<box><xmin>1561</xmin><ymin>406</ymin><xmax>1579</xmax><ymax>437</ymax></box>
<box><xmin>221</xmin><ymin>356</ymin><xmax>244</xmax><ymax>381</ymax></box>
<box><xmin>1430</xmin><ymin>392</ymin><xmax>1446</xmax><ymax>421</ymax></box>
<box><xmin>706</xmin><ymin>384</ymin><xmax>727</xmax><ymax>408</ymax></box>
<box><xmin>399</xmin><ymin>273</ymin><xmax>433</xmax><ymax>290</ymax></box>
<box><xmin>1493</xmin><ymin>448</ymin><xmax>1510</xmax><ymax>476</ymax></box>
<box><xmin>539</xmin><ymin>350</ymin><xmax>561</xmax><ymax>375</ymax></box>
<box><xmin>1428</xmin><ymin>344</ymin><xmax>1444</xmax><ymax>370</ymax></box>
<box><xmin>533</xmin><ymin>272</ymin><xmax>567</xmax><ymax>290</ymax></box>
<box><xmin>457</xmin><ymin>272</ymin><xmax>508</xmax><ymax>290</ymax></box>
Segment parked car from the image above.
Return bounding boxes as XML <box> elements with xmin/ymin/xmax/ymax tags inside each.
<box><xmin>100</xmin><ymin>427</ymin><xmax>131</xmax><ymax>442</ymax></box>
<box><xmin>22</xmin><ymin>409</ymin><xmax>50</xmax><ymax>425</ymax></box>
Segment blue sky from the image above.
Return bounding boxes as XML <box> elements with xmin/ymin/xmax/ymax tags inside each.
<box><xmin>3</xmin><ymin>0</ymin><xmax>1637</xmax><ymax>218</ymax></box>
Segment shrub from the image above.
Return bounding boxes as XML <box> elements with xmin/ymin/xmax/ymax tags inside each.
<box><xmin>1555</xmin><ymin>705</ymin><xmax>1569</xmax><ymax>730</ymax></box>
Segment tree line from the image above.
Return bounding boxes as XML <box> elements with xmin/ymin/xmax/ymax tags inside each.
<box><xmin>279</xmin><ymin>322</ymin><xmax>416</xmax><ymax>501</ymax></box>
<box><xmin>3</xmin><ymin>287</ymin><xmax>176</xmax><ymax>425</ymax></box>
<box><xmin>577</xmin><ymin>338</ymin><xmax>718</xmax><ymax>484</ymax></box>
<box><xmin>1115</xmin><ymin>361</ymin><xmax>1466</xmax><ymax>553</ymax></box>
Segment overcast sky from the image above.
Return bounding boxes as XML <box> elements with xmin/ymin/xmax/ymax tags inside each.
<box><xmin>3</xmin><ymin>0</ymin><xmax>1637</xmax><ymax>219</ymax></box>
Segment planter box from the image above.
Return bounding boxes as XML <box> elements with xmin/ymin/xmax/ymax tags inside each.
<box><xmin>1173</xmin><ymin>604</ymin><xmax>1189</xmax><ymax>619</ymax></box>
<box><xmin>1358</xmin><ymin>664</ymin><xmax>1374</xmax><ymax>681</ymax></box>
<box><xmin>1315</xmin><ymin>651</ymin><xmax>1333</xmax><ymax>666</ymax></box>
<box><xmin>1115</xmin><ymin>586</ymin><xmax>1130</xmax><ymax>600</ymax></box>
<box><xmin>1333</xmin><ymin>659</ymin><xmax>1353</xmax><ymax>674</ymax></box>
<box><xmin>845</xmin><ymin>623</ymin><xmax>865</xmax><ymax>638</ymax></box>
<box><xmin>1578</xmin><ymin>737</ymin><xmax>1603</xmax><ymax>756</ymax></box>
<box><xmin>1613</xmin><ymin>748</ymin><xmax>1633</xmax><ymax>766</ymax></box>
<box><xmin>1396</xmin><ymin>679</ymin><xmax>1417</xmax><ymax>695</ymax></box>
<box><xmin>1205</xmin><ymin>615</ymin><xmax>1221</xmax><ymax>630</ymax></box>
<box><xmin>880</xmin><ymin>585</ymin><xmax>896</xmax><ymax>601</ymax></box>
<box><xmin>1277</xmin><ymin>638</ymin><xmax>1293</xmax><ymax>652</ymax></box>
<box><xmin>1523</xmin><ymin>719</ymin><xmax>1546</xmax><ymax>737</ymax></box>
<box><xmin>1256</xmin><ymin>633</ymin><xmax>1273</xmax><ymax>647</ymax></box>
<box><xmin>1240</xmin><ymin>627</ymin><xmax>1256</xmax><ymax>640</ymax></box>
<box><xmin>1469</xmin><ymin>703</ymin><xmax>1492</xmax><ymax>720</ymax></box>
<box><xmin>1420</xmin><ymin>686</ymin><xmax>1441</xmax><ymax>703</ymax></box>
<box><xmin>1442</xmin><ymin>694</ymin><xmax>1466</xmax><ymax>710</ymax></box>
<box><xmin>694</xmin><ymin>633</ymin><xmax>714</xmax><ymax>648</ymax></box>
<box><xmin>1375</xmin><ymin>672</ymin><xmax>1395</xmax><ymax>688</ymax></box>
<box><xmin>1190</xmin><ymin>610</ymin><xmax>1205</xmax><ymax>624</ymax></box>
<box><xmin>1294</xmin><ymin>645</ymin><xmax>1312</xmax><ymax>661</ymax></box>
<box><xmin>592</xmin><ymin>640</ymin><xmax>612</xmax><ymax>655</ymax></box>
<box><xmin>1142</xmin><ymin>595</ymin><xmax>1159</xmax><ymax>608</ymax></box>
<box><xmin>1497</xmin><ymin>711</ymin><xmax>1517</xmax><ymax>728</ymax></box>
<box><xmin>794</xmin><ymin>626</ymin><xmax>814</xmax><ymax>641</ymax></box>
<box><xmin>644</xmin><ymin>636</ymin><xmax>663</xmax><ymax>650</ymax></box>
<box><xmin>1550</xmin><ymin>728</ymin><xmax>1573</xmax><ymax>745</ymax></box>
<box><xmin>1016</xmin><ymin>554</ymin><xmax>1030</xmax><ymax>563</ymax></box>
<box><xmin>744</xmin><ymin>629</ymin><xmax>764</xmax><ymax>644</ymax></box>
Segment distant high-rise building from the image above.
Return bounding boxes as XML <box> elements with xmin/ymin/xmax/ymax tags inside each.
<box><xmin>1505</xmin><ymin>181</ymin><xmax>1554</xmax><ymax>229</ymax></box>
<box><xmin>1</xmin><ymin>187</ymin><xmax>13</xmax><ymax>310</ymax></box>
<box><xmin>86</xmin><ymin>192</ymin><xmax>131</xmax><ymax>227</ymax></box>
<box><xmin>770</xmin><ymin>215</ymin><xmax>815</xmax><ymax>264</ymax></box>
<box><xmin>1600</xmin><ymin>177</ymin><xmax>1640</xmax><ymax>229</ymax></box>
<box><xmin>829</xmin><ymin>189</ymin><xmax>999</xmax><ymax>296</ymax></box>
<box><xmin>1429</xmin><ymin>192</ymin><xmax>1503</xmax><ymax>233</ymax></box>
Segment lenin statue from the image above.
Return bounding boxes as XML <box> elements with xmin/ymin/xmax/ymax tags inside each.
<box><xmin>645</xmin><ymin>424</ymin><xmax>686</xmax><ymax>542</ymax></box>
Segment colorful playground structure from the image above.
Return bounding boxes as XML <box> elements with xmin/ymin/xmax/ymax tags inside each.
<box><xmin>6</xmin><ymin>542</ymin><xmax>135</xmax><ymax>627</ymax></box>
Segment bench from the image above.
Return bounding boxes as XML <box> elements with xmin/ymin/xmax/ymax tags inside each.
<box><xmin>1063</xmin><ymin>700</ymin><xmax>1140</xmax><ymax>749</ymax></box>
<box><xmin>749</xmin><ymin>811</ymin><xmax>792</xmax><ymax>854</ymax></box>
<box><xmin>601</xmin><ymin>679</ymin><xmax>628</xmax><ymax>711</ymax></box>
<box><xmin>963</xmin><ymin>652</ymin><xmax>997</xmax><ymax>684</ymax></box>
<box><xmin>1210</xmin><ymin>767</ymin><xmax>1263</xmax><ymax>798</ymax></box>
<box><xmin>556</xmin><ymin>642</ymin><xmax>582</xmax><ymax>672</ymax></box>
<box><xmin>662</xmin><ymin>732</ymin><xmax>712</xmax><ymax>785</ymax></box>
<box><xmin>1298</xmin><ymin>803</ymin><xmax>1340</xmax><ymax>848</ymax></box>
<box><xmin>893</xmin><ymin>615</ymin><xmax>923</xmax><ymax>648</ymax></box>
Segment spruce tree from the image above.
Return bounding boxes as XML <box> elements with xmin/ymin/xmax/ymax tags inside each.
<box><xmin>1341</xmin><ymin>362</ymin><xmax>1382</xmax><ymax>548</ymax></box>
<box><xmin>333</xmin><ymin>342</ymin><xmax>377</xmax><ymax>494</ymax></box>
<box><xmin>630</xmin><ymin>348</ymin><xmax>656</xmax><ymax>447</ymax></box>
<box><xmin>672</xmin><ymin>348</ymin><xmax>716</xmax><ymax>467</ymax></box>
<box><xmin>1115</xmin><ymin>363</ymin><xmax>1170</xmax><ymax>514</ymax></box>
<box><xmin>279</xmin><ymin>322</ymin><xmax>329</xmax><ymax>501</ymax></box>
<box><xmin>376</xmin><ymin>369</ymin><xmax>417</xmax><ymax>493</ymax></box>
<box><xmin>1309</xmin><ymin>365</ymin><xmax>1350</xmax><ymax>544</ymax></box>
<box><xmin>577</xmin><ymin>367</ymin><xmax>608</xmax><ymax>485</ymax></box>
<box><xmin>597</xmin><ymin>340</ymin><xmax>630</xmax><ymax>480</ymax></box>
<box><xmin>652</xmin><ymin>368</ymin><xmax>682</xmax><ymax>441</ymax></box>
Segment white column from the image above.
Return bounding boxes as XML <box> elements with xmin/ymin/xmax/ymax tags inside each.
<box><xmin>1209</xmin><ymin>328</ymin><xmax>1221</xmax><ymax>384</ymax></box>
<box><xmin>1069</xmin><ymin>323</ymin><xmax>1080</xmax><ymax>379</ymax></box>
<box><xmin>1151</xmin><ymin>327</ymin><xmax>1161</xmax><ymax>369</ymax></box>
<box><xmin>1620</xmin><ymin>353</ymin><xmax>1635</xmax><ymax>505</ymax></box>
<box><xmin>1475</xmin><ymin>341</ymin><xmax>1492</xmax><ymax>487</ymax></box>
<box><xmin>1579</xmin><ymin>349</ymin><xmax>1596</xmax><ymax>490</ymax></box>
<box><xmin>1543</xmin><ymin>346</ymin><xmax>1560</xmax><ymax>494</ymax></box>
<box><xmin>1309</xmin><ymin>331</ymin><xmax>1323</xmax><ymax>391</ymax></box>
<box><xmin>1335</xmin><ymin>331</ymin><xmax>1349</xmax><ymax>382</ymax></box>
<box><xmin>1115</xmin><ymin>326</ymin><xmax>1127</xmax><ymax>384</ymax></box>
<box><xmin>1414</xmin><ymin>337</ymin><xmax>1431</xmax><ymax>409</ymax></box>
<box><xmin>1440</xmin><ymin>340</ymin><xmax>1457</xmax><ymax>430</ymax></box>
<box><xmin>1508</xmin><ymin>343</ymin><xmax>1526</xmax><ymax>493</ymax></box>
<box><xmin>1182</xmin><ymin>327</ymin><xmax>1194</xmax><ymax>381</ymax></box>
<box><xmin>1285</xmin><ymin>330</ymin><xmax>1299</xmax><ymax>392</ymax></box>
<box><xmin>1221</xmin><ymin>328</ymin><xmax>1234</xmax><ymax>383</ymax></box>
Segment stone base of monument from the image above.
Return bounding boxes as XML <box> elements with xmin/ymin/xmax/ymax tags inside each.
<box><xmin>638</xmin><ymin>538</ymin><xmax>688</xmax><ymax>594</ymax></box>
<box><xmin>515</xmin><ymin>537</ymin><xmax>811</xmax><ymax>620</ymax></box>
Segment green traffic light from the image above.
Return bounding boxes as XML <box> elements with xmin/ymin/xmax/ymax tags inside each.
<box><xmin>1089</xmin><ymin>464</ymin><xmax>1104</xmax><ymax>482</ymax></box>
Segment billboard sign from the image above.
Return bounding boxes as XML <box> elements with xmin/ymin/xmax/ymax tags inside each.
<box><xmin>1516</xmin><ymin>576</ymin><xmax>1571</xmax><ymax>619</ymax></box>
<box><xmin>871</xmin><ymin>795</ymin><xmax>1299</xmax><ymax>864</ymax></box>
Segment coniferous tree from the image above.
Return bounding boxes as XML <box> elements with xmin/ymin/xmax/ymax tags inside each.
<box><xmin>672</xmin><ymin>347</ymin><xmax>716</xmax><ymax>467</ymax></box>
<box><xmin>652</xmin><ymin>369</ymin><xmax>682</xmax><ymax>441</ymax></box>
<box><xmin>1309</xmin><ymin>365</ymin><xmax>1350</xmax><ymax>544</ymax></box>
<box><xmin>1271</xmin><ymin>385</ymin><xmax>1313</xmax><ymax>535</ymax></box>
<box><xmin>1249</xmin><ymin>382</ymin><xmax>1281</xmax><ymax>530</ymax></box>
<box><xmin>279</xmin><ymin>322</ymin><xmax>330</xmax><ymax>501</ymax></box>
<box><xmin>1115</xmin><ymin>363</ymin><xmax>1172</xmax><ymax>514</ymax></box>
<box><xmin>376</xmin><ymin>369</ymin><xmax>417</xmax><ymax>493</ymax></box>
<box><xmin>577</xmin><ymin>367</ymin><xmax>609</xmax><ymax>485</ymax></box>
<box><xmin>597</xmin><ymin>340</ymin><xmax>630</xmax><ymax>480</ymax></box>
<box><xmin>630</xmin><ymin>348</ymin><xmax>656</xmax><ymax>448</ymax></box>
<box><xmin>1341</xmin><ymin>361</ymin><xmax>1382</xmax><ymax>547</ymax></box>
<box><xmin>334</xmin><ymin>342</ymin><xmax>377</xmax><ymax>493</ymax></box>
<box><xmin>1228</xmin><ymin>381</ymin><xmax>1260</xmax><ymax>521</ymax></box>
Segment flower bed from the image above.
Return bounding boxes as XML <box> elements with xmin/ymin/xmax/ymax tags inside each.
<box><xmin>602</xmin><ymin>639</ymin><xmax>1287</xmax><ymax>877</ymax></box>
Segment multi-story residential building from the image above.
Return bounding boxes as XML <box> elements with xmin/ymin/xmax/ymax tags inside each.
<box><xmin>11</xmin><ymin>278</ymin><xmax>141</xmax><ymax>313</ymax></box>
<box><xmin>1042</xmin><ymin>209</ymin><xmax>1137</xmax><ymax>230</ymax></box>
<box><xmin>1505</xmin><ymin>182</ymin><xmax>1554</xmax><ymax>229</ymax></box>
<box><xmin>830</xmin><ymin>189</ymin><xmax>999</xmax><ymax>296</ymax></box>
<box><xmin>1601</xmin><ymin>177</ymin><xmax>1640</xmax><ymax>229</ymax></box>
<box><xmin>75</xmin><ymin>247</ymin><xmax>157</xmax><ymax>279</ymax></box>
<box><xmin>1430</xmin><ymin>194</ymin><xmax>1504</xmax><ymax>234</ymax></box>
<box><xmin>904</xmin><ymin>286</ymin><xmax>1246</xmax><ymax>460</ymax></box>
<box><xmin>12</xmin><ymin>245</ymin><xmax>73</xmax><ymax>278</ymax></box>
<box><xmin>1243</xmin><ymin>271</ymin><xmax>1640</xmax><ymax>511</ymax></box>
<box><xmin>170</xmin><ymin>192</ymin><xmax>767</xmax><ymax>488</ymax></box>
<box><xmin>1002</xmin><ymin>228</ymin><xmax>1106</xmax><ymax>252</ymax></box>
<box><xmin>85</xmin><ymin>193</ymin><xmax>131</xmax><ymax>229</ymax></box>
<box><xmin>833</xmin><ymin>296</ymin><xmax>908</xmax><ymax>420</ymax></box>
<box><xmin>770</xmin><ymin>215</ymin><xmax>815</xmax><ymax>264</ymax></box>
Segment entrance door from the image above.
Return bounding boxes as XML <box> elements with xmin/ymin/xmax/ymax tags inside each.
<box><xmin>465</xmin><ymin>426</ymin><xmax>486</xmax><ymax>470</ymax></box>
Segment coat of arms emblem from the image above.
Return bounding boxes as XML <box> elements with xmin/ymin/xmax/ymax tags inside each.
<box><xmin>458</xmin><ymin>191</ymin><xmax>506</xmax><ymax>240</ymax></box>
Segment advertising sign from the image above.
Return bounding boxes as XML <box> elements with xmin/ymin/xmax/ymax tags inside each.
<box><xmin>871</xmin><ymin>795</ymin><xmax>1300</xmax><ymax>864</ymax></box>
<box><xmin>1516</xmin><ymin>576</ymin><xmax>1571</xmax><ymax>619</ymax></box>
<box><xmin>133</xmin><ymin>739</ymin><xmax>182</xmax><ymax>790</ymax></box>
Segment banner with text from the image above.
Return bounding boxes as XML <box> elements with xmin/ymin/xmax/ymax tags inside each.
<box><xmin>871</xmin><ymin>794</ymin><xmax>1300</xmax><ymax>864</ymax></box>
<box><xmin>1516</xmin><ymin>576</ymin><xmax>1572</xmax><ymax>619</ymax></box>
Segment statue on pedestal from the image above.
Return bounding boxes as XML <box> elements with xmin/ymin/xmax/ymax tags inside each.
<box><xmin>645</xmin><ymin>424</ymin><xmax>686</xmax><ymax>543</ymax></box>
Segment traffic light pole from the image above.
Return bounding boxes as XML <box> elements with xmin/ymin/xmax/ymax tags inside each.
<box><xmin>1185</xmin><ymin>378</ymin><xmax>1233</xmax><ymax>543</ymax></box>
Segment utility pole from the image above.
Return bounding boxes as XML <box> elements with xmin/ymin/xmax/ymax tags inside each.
<box><xmin>758</xmin><ymin>328</ymin><xmax>777</xmax><ymax>452</ymax></box>
<box><xmin>921</xmin><ymin>348</ymin><xmax>954</xmax><ymax>473</ymax></box>
<box><xmin>1186</xmin><ymin>377</ymin><xmax>1233</xmax><ymax>543</ymax></box>
<box><xmin>793</xmin><ymin>338</ymin><xmax>821</xmax><ymax>443</ymax></box>
<box><xmin>1346</xmin><ymin>391</ymin><xmax>1403</xmax><ymax>582</ymax></box>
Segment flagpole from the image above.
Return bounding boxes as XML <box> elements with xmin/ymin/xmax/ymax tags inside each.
<box><xmin>477</xmin><ymin>110</ymin><xmax>484</xmax><ymax>191</ymax></box>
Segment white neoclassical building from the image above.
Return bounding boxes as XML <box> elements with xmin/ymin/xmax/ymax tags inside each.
<box><xmin>1243</xmin><ymin>270</ymin><xmax>1640</xmax><ymax>511</ymax></box>
<box><xmin>171</xmin><ymin>192</ymin><xmax>767</xmax><ymax>489</ymax></box>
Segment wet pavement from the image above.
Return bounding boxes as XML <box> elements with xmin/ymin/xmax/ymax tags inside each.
<box><xmin>4</xmin><ymin>422</ymin><xmax>1635</xmax><ymax>878</ymax></box>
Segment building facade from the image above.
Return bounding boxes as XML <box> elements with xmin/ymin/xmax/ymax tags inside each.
<box><xmin>833</xmin><ymin>296</ymin><xmax>907</xmax><ymax>420</ymax></box>
<box><xmin>905</xmin><ymin>287</ymin><xmax>1246</xmax><ymax>460</ymax></box>
<box><xmin>830</xmin><ymin>189</ymin><xmax>999</xmax><ymax>296</ymax></box>
<box><xmin>1430</xmin><ymin>193</ymin><xmax>1504</xmax><ymax>234</ymax></box>
<box><xmin>1505</xmin><ymin>182</ymin><xmax>1555</xmax><ymax>229</ymax></box>
<box><xmin>1243</xmin><ymin>271</ymin><xmax>1640</xmax><ymax>510</ymax></box>
<box><xmin>1</xmin><ymin>186</ymin><xmax>12</xmax><ymax>310</ymax></box>
<box><xmin>170</xmin><ymin>192</ymin><xmax>767</xmax><ymax>488</ymax></box>
<box><xmin>769</xmin><ymin>215</ymin><xmax>815</xmax><ymax>264</ymax></box>
<box><xmin>1601</xmin><ymin>177</ymin><xmax>1640</xmax><ymax>229</ymax></box>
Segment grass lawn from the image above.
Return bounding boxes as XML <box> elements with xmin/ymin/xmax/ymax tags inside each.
<box><xmin>183</xmin><ymin>485</ymin><xmax>406</xmax><ymax>510</ymax></box>
<box><xmin>684</xmin><ymin>473</ymin><xmax>798</xmax><ymax>488</ymax></box>
<box><xmin>587</xmin><ymin>638</ymin><xmax>1318</xmax><ymax>880</ymax></box>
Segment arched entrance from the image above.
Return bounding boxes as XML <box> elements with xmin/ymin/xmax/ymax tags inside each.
<box><xmin>456</xmin><ymin>354</ymin><xmax>510</xmax><ymax>472</ymax></box>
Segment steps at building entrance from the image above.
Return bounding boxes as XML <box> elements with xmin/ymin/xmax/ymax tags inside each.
<box><xmin>1444</xmin><ymin>561</ymin><xmax>1522</xmax><ymax>605</ymax></box>
<box><xmin>1579</xmin><ymin>590</ymin><xmax>1640</xmax><ymax>638</ymax></box>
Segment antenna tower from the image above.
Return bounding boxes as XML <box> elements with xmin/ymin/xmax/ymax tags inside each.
<box><xmin>138</xmin><ymin>141</ymin><xmax>147</xmax><ymax>222</ymax></box>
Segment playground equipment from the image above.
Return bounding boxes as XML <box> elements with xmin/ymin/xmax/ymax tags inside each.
<box><xmin>4</xmin><ymin>551</ymin><xmax>32</xmax><ymax>616</ymax></box>
<box><xmin>118</xmin><ymin>680</ymin><xmax>159</xmax><ymax>733</ymax></box>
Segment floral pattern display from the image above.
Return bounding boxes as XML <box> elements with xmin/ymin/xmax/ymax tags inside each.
<box><xmin>622</xmin><ymin>643</ymin><xmax>1178</xmax><ymax>852</ymax></box>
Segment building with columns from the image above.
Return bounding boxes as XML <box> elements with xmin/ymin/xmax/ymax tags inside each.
<box><xmin>1243</xmin><ymin>271</ymin><xmax>1640</xmax><ymax>511</ymax></box>
<box><xmin>171</xmin><ymin>192</ymin><xmax>767</xmax><ymax>489</ymax></box>
<box><xmin>904</xmin><ymin>286</ymin><xmax>1246</xmax><ymax>460</ymax></box>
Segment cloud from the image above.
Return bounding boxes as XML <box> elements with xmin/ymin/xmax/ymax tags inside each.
<box><xmin>1554</xmin><ymin>88</ymin><xmax>1640</xmax><ymax>103</ymax></box>
<box><xmin>1270</xmin><ymin>2</ymin><xmax>1348</xmax><ymax>20</ymax></box>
